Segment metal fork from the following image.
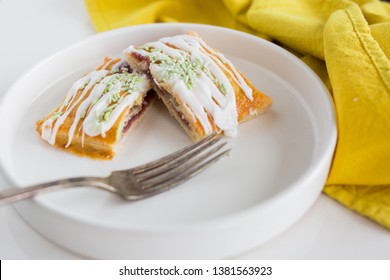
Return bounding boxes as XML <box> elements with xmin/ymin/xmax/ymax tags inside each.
<box><xmin>0</xmin><ymin>133</ymin><xmax>230</xmax><ymax>206</ymax></box>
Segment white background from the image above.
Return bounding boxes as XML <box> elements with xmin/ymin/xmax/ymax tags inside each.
<box><xmin>0</xmin><ymin>0</ymin><xmax>389</xmax><ymax>259</ymax></box>
<box><xmin>2</xmin><ymin>260</ymin><xmax>390</xmax><ymax>279</ymax></box>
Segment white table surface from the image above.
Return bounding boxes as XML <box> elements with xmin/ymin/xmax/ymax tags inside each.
<box><xmin>0</xmin><ymin>0</ymin><xmax>389</xmax><ymax>260</ymax></box>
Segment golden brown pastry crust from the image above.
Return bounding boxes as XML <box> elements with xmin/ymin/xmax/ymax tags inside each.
<box><xmin>36</xmin><ymin>57</ymin><xmax>155</xmax><ymax>160</ymax></box>
<box><xmin>125</xmin><ymin>32</ymin><xmax>272</xmax><ymax>141</ymax></box>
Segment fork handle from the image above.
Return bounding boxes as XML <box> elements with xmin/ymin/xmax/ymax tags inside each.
<box><xmin>0</xmin><ymin>177</ymin><xmax>107</xmax><ymax>206</ymax></box>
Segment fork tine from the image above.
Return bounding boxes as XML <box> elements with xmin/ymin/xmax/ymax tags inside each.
<box><xmin>139</xmin><ymin>141</ymin><xmax>227</xmax><ymax>188</ymax></box>
<box><xmin>135</xmin><ymin>137</ymin><xmax>223</xmax><ymax>182</ymax></box>
<box><xmin>131</xmin><ymin>132</ymin><xmax>218</xmax><ymax>175</ymax></box>
<box><xmin>140</xmin><ymin>149</ymin><xmax>231</xmax><ymax>196</ymax></box>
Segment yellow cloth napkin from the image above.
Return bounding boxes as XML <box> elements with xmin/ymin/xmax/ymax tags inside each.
<box><xmin>85</xmin><ymin>0</ymin><xmax>390</xmax><ymax>229</ymax></box>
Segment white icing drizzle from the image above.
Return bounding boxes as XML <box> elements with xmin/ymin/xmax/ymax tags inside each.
<box><xmin>160</xmin><ymin>35</ymin><xmax>253</xmax><ymax>100</ymax></box>
<box><xmin>132</xmin><ymin>33</ymin><xmax>252</xmax><ymax>136</ymax></box>
<box><xmin>66</xmin><ymin>83</ymin><xmax>106</xmax><ymax>147</ymax></box>
<box><xmin>42</xmin><ymin>70</ymin><xmax>108</xmax><ymax>145</ymax></box>
<box><xmin>100</xmin><ymin>59</ymin><xmax>114</xmax><ymax>70</ymax></box>
<box><xmin>41</xmin><ymin>65</ymin><xmax>151</xmax><ymax>147</ymax></box>
<box><xmin>124</xmin><ymin>45</ymin><xmax>149</xmax><ymax>57</ymax></box>
<box><xmin>83</xmin><ymin>75</ymin><xmax>150</xmax><ymax>137</ymax></box>
<box><xmin>187</xmin><ymin>35</ymin><xmax>253</xmax><ymax>100</ymax></box>
<box><xmin>146</xmin><ymin>42</ymin><xmax>184</xmax><ymax>59</ymax></box>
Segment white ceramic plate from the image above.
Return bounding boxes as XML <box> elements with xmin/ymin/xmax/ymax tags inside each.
<box><xmin>0</xmin><ymin>23</ymin><xmax>336</xmax><ymax>259</ymax></box>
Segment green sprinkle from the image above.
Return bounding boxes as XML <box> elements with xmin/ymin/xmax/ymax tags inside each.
<box><xmin>103</xmin><ymin>111</ymin><xmax>111</xmax><ymax>122</ymax></box>
<box><xmin>81</xmin><ymin>111</ymin><xmax>86</xmax><ymax>119</ymax></box>
<box><xmin>151</xmin><ymin>54</ymin><xmax>217</xmax><ymax>90</ymax></box>
<box><xmin>51</xmin><ymin>111</ymin><xmax>62</xmax><ymax>120</ymax></box>
<box><xmin>139</xmin><ymin>44</ymin><xmax>149</xmax><ymax>50</ymax></box>
<box><xmin>219</xmin><ymin>83</ymin><xmax>227</xmax><ymax>94</ymax></box>
<box><xmin>94</xmin><ymin>72</ymin><xmax>143</xmax><ymax>116</ymax></box>
<box><xmin>106</xmin><ymin>103</ymin><xmax>118</xmax><ymax>111</ymax></box>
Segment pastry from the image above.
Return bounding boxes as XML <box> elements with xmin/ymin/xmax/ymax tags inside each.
<box><xmin>124</xmin><ymin>32</ymin><xmax>272</xmax><ymax>141</ymax></box>
<box><xmin>36</xmin><ymin>57</ymin><xmax>155</xmax><ymax>159</ymax></box>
